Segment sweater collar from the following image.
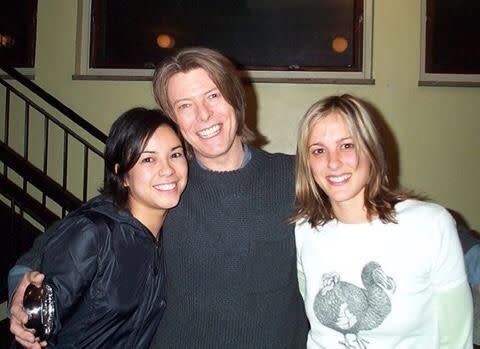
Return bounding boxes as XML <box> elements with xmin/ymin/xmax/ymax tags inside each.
<box><xmin>194</xmin><ymin>143</ymin><xmax>252</xmax><ymax>170</ymax></box>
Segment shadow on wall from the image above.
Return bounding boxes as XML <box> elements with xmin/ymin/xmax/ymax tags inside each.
<box><xmin>362</xmin><ymin>99</ymin><xmax>401</xmax><ymax>190</ymax></box>
<box><xmin>244</xmin><ymin>83</ymin><xmax>269</xmax><ymax>149</ymax></box>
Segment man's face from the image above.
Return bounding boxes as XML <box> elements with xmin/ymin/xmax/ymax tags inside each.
<box><xmin>166</xmin><ymin>68</ymin><xmax>243</xmax><ymax>169</ymax></box>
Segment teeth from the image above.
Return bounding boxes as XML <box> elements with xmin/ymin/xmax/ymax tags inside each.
<box><xmin>154</xmin><ymin>183</ymin><xmax>176</xmax><ymax>191</ymax></box>
<box><xmin>327</xmin><ymin>174</ymin><xmax>351</xmax><ymax>183</ymax></box>
<box><xmin>198</xmin><ymin>124</ymin><xmax>220</xmax><ymax>138</ymax></box>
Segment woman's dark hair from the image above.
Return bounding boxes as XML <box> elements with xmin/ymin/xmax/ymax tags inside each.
<box><xmin>100</xmin><ymin>107</ymin><xmax>182</xmax><ymax>208</ymax></box>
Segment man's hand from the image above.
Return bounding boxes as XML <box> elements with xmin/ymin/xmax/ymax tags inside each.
<box><xmin>9</xmin><ymin>271</ymin><xmax>47</xmax><ymax>348</ymax></box>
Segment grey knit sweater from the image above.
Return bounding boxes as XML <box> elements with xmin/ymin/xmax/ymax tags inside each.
<box><xmin>150</xmin><ymin>146</ymin><xmax>308</xmax><ymax>349</ymax></box>
<box><xmin>10</xmin><ymin>146</ymin><xmax>308</xmax><ymax>348</ymax></box>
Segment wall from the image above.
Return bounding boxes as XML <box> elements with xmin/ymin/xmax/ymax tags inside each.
<box><xmin>30</xmin><ymin>0</ymin><xmax>480</xmax><ymax>231</ymax></box>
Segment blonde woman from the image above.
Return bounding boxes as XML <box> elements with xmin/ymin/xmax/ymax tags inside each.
<box><xmin>292</xmin><ymin>94</ymin><xmax>473</xmax><ymax>349</ymax></box>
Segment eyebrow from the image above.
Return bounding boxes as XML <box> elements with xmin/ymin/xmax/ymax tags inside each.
<box><xmin>204</xmin><ymin>87</ymin><xmax>219</xmax><ymax>95</ymax></box>
<box><xmin>172</xmin><ymin>87</ymin><xmax>219</xmax><ymax>105</ymax></box>
<box><xmin>141</xmin><ymin>144</ymin><xmax>183</xmax><ymax>154</ymax></box>
<box><xmin>337</xmin><ymin>137</ymin><xmax>353</xmax><ymax>143</ymax></box>
<box><xmin>171</xmin><ymin>145</ymin><xmax>183</xmax><ymax>151</ymax></box>
<box><xmin>308</xmin><ymin>137</ymin><xmax>353</xmax><ymax>149</ymax></box>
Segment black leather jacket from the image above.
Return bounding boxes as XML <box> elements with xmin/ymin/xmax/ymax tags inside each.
<box><xmin>38</xmin><ymin>195</ymin><xmax>167</xmax><ymax>348</ymax></box>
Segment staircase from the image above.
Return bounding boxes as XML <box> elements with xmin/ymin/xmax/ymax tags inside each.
<box><xmin>0</xmin><ymin>65</ymin><xmax>107</xmax><ymax>347</ymax></box>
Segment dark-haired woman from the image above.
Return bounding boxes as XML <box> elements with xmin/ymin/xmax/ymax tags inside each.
<box><xmin>9</xmin><ymin>108</ymin><xmax>188</xmax><ymax>348</ymax></box>
<box><xmin>292</xmin><ymin>94</ymin><xmax>473</xmax><ymax>348</ymax></box>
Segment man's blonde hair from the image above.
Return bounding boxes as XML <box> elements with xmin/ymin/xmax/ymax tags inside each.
<box><xmin>152</xmin><ymin>47</ymin><xmax>255</xmax><ymax>157</ymax></box>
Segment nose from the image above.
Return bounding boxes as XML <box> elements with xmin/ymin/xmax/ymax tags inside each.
<box><xmin>196</xmin><ymin>100</ymin><xmax>212</xmax><ymax>121</ymax></box>
<box><xmin>327</xmin><ymin>151</ymin><xmax>342</xmax><ymax>170</ymax></box>
<box><xmin>159</xmin><ymin>160</ymin><xmax>174</xmax><ymax>177</ymax></box>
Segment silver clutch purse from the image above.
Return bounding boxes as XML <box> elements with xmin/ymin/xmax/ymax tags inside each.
<box><xmin>24</xmin><ymin>283</ymin><xmax>55</xmax><ymax>341</ymax></box>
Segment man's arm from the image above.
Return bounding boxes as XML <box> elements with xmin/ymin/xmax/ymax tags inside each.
<box><xmin>465</xmin><ymin>244</ymin><xmax>480</xmax><ymax>286</ymax></box>
<box><xmin>8</xmin><ymin>221</ymin><xmax>60</xmax><ymax>308</ymax></box>
<box><xmin>8</xmin><ymin>221</ymin><xmax>61</xmax><ymax>348</ymax></box>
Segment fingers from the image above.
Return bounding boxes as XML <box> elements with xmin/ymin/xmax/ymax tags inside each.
<box><xmin>11</xmin><ymin>275</ymin><xmax>35</xmax><ymax>324</ymax></box>
<box><xmin>9</xmin><ymin>271</ymin><xmax>47</xmax><ymax>346</ymax></box>
<box><xmin>12</xmin><ymin>272</ymin><xmax>45</xmax><ymax>321</ymax></box>
<box><xmin>10</xmin><ymin>294</ymin><xmax>28</xmax><ymax>326</ymax></box>
<box><xmin>14</xmin><ymin>335</ymin><xmax>44</xmax><ymax>349</ymax></box>
<box><xmin>26</xmin><ymin>271</ymin><xmax>45</xmax><ymax>287</ymax></box>
<box><xmin>10</xmin><ymin>320</ymin><xmax>47</xmax><ymax>348</ymax></box>
<box><xmin>10</xmin><ymin>319</ymin><xmax>37</xmax><ymax>347</ymax></box>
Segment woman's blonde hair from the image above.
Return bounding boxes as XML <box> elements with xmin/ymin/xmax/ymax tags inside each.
<box><xmin>291</xmin><ymin>94</ymin><xmax>411</xmax><ymax>227</ymax></box>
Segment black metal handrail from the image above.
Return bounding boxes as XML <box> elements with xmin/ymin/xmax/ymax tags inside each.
<box><xmin>0</xmin><ymin>143</ymin><xmax>82</xmax><ymax>213</ymax></box>
<box><xmin>0</xmin><ymin>65</ymin><xmax>107</xmax><ymax>143</ymax></box>
<box><xmin>0</xmin><ymin>79</ymin><xmax>104</xmax><ymax>158</ymax></box>
<box><xmin>0</xmin><ymin>66</ymin><xmax>107</xmax><ymax>315</ymax></box>
<box><xmin>0</xmin><ymin>66</ymin><xmax>106</xmax><ymax>220</ymax></box>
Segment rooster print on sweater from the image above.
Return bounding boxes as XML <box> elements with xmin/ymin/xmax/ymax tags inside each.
<box><xmin>314</xmin><ymin>261</ymin><xmax>396</xmax><ymax>349</ymax></box>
